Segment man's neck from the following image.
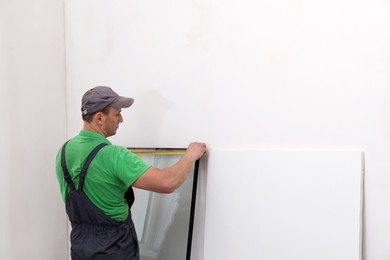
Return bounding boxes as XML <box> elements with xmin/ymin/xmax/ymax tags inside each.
<box><xmin>83</xmin><ymin>122</ymin><xmax>107</xmax><ymax>138</ymax></box>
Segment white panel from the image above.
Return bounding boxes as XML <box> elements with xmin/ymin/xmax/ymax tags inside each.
<box><xmin>204</xmin><ymin>150</ymin><xmax>363</xmax><ymax>260</ymax></box>
<box><xmin>0</xmin><ymin>1</ymin><xmax>68</xmax><ymax>259</ymax></box>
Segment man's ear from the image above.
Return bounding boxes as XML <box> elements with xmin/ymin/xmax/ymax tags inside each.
<box><xmin>94</xmin><ymin>112</ymin><xmax>104</xmax><ymax>125</ymax></box>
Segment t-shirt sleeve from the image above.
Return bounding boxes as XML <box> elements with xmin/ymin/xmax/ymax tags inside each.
<box><xmin>110</xmin><ymin>146</ymin><xmax>151</xmax><ymax>187</ymax></box>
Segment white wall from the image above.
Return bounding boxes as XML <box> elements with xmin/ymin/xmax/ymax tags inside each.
<box><xmin>0</xmin><ymin>1</ymin><xmax>68</xmax><ymax>259</ymax></box>
<box><xmin>64</xmin><ymin>0</ymin><xmax>213</xmax><ymax>147</ymax></box>
<box><xmin>63</xmin><ymin>0</ymin><xmax>390</xmax><ymax>259</ymax></box>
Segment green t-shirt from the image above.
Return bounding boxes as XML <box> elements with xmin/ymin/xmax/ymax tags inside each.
<box><xmin>56</xmin><ymin>130</ymin><xmax>151</xmax><ymax>221</ymax></box>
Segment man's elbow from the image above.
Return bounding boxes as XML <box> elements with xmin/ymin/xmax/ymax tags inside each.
<box><xmin>160</xmin><ymin>183</ymin><xmax>177</xmax><ymax>194</ymax></box>
<box><xmin>159</xmin><ymin>178</ymin><xmax>180</xmax><ymax>194</ymax></box>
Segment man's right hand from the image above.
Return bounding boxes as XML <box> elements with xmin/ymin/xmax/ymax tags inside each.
<box><xmin>185</xmin><ymin>142</ymin><xmax>207</xmax><ymax>161</ymax></box>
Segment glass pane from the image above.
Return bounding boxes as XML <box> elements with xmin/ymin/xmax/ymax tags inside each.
<box><xmin>129</xmin><ymin>149</ymin><xmax>197</xmax><ymax>260</ymax></box>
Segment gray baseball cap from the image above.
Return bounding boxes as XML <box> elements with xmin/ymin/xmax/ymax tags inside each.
<box><xmin>81</xmin><ymin>86</ymin><xmax>134</xmax><ymax>115</ymax></box>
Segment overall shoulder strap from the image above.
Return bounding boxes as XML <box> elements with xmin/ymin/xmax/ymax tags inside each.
<box><xmin>78</xmin><ymin>143</ymin><xmax>108</xmax><ymax>191</ymax></box>
<box><xmin>61</xmin><ymin>140</ymin><xmax>76</xmax><ymax>191</ymax></box>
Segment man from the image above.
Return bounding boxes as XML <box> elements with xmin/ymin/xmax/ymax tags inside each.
<box><xmin>56</xmin><ymin>86</ymin><xmax>207</xmax><ymax>260</ymax></box>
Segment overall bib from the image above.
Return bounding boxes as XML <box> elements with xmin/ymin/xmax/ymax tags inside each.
<box><xmin>61</xmin><ymin>142</ymin><xmax>139</xmax><ymax>260</ymax></box>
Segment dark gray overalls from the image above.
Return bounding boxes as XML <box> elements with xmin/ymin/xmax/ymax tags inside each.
<box><xmin>61</xmin><ymin>142</ymin><xmax>140</xmax><ymax>260</ymax></box>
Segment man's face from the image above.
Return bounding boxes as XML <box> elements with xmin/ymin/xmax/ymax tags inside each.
<box><xmin>101</xmin><ymin>107</ymin><xmax>123</xmax><ymax>137</ymax></box>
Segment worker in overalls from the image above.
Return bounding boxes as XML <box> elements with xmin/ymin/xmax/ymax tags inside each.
<box><xmin>55</xmin><ymin>86</ymin><xmax>207</xmax><ymax>260</ymax></box>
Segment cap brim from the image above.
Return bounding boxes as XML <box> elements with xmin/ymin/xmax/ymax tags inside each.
<box><xmin>111</xmin><ymin>97</ymin><xmax>134</xmax><ymax>108</ymax></box>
